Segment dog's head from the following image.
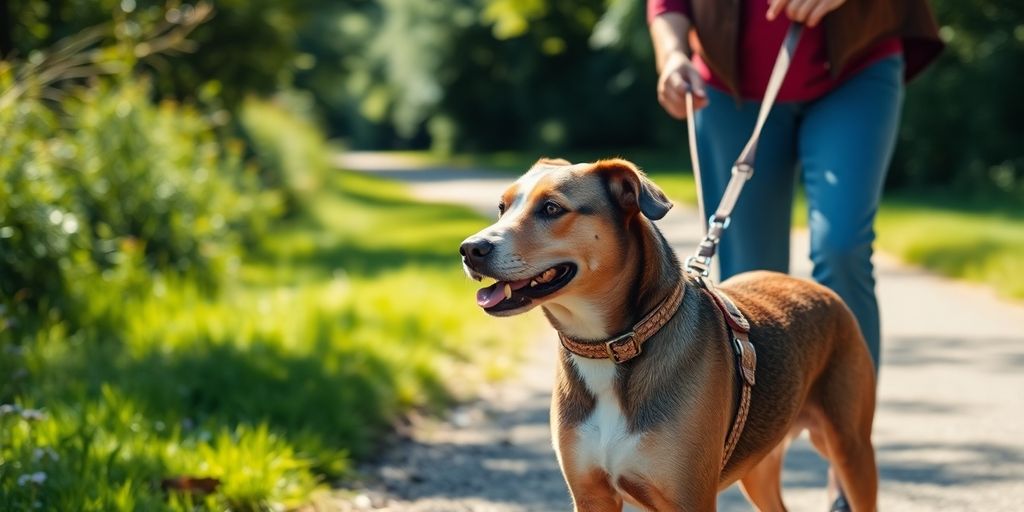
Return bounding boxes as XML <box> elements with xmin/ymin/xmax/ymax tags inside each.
<box><xmin>459</xmin><ymin>158</ymin><xmax>672</xmax><ymax>320</ymax></box>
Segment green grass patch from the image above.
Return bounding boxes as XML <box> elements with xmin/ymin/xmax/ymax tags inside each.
<box><xmin>1</xmin><ymin>171</ymin><xmax>535</xmax><ymax>510</ymax></box>
<box><xmin>876</xmin><ymin>193</ymin><xmax>1024</xmax><ymax>299</ymax></box>
<box><xmin>421</xmin><ymin>149</ymin><xmax>1023</xmax><ymax>300</ymax></box>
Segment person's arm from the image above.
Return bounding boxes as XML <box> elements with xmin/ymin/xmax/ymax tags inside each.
<box><xmin>648</xmin><ymin>9</ymin><xmax>708</xmax><ymax>120</ymax></box>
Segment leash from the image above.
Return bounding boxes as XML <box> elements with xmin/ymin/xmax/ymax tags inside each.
<box><xmin>684</xmin><ymin>23</ymin><xmax>803</xmax><ymax>277</ymax></box>
<box><xmin>683</xmin><ymin>23</ymin><xmax>802</xmax><ymax>472</ymax></box>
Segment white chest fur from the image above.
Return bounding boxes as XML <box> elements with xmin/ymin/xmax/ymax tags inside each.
<box><xmin>570</xmin><ymin>354</ymin><xmax>643</xmax><ymax>479</ymax></box>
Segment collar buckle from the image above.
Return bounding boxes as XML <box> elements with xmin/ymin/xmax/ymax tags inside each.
<box><xmin>605</xmin><ymin>331</ymin><xmax>640</xmax><ymax>364</ymax></box>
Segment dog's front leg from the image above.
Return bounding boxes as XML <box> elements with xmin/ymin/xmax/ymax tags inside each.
<box><xmin>565</xmin><ymin>468</ymin><xmax>623</xmax><ymax>512</ymax></box>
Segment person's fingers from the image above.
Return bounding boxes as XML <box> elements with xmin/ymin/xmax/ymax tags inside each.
<box><xmin>786</xmin><ymin>0</ymin><xmax>812</xmax><ymax>22</ymax></box>
<box><xmin>658</xmin><ymin>74</ymin><xmax>689</xmax><ymax>119</ymax></box>
<box><xmin>657</xmin><ymin>59</ymin><xmax>710</xmax><ymax>119</ymax></box>
<box><xmin>766</xmin><ymin>0</ymin><xmax>789</xmax><ymax>21</ymax></box>
<box><xmin>662</xmin><ymin>85</ymin><xmax>688</xmax><ymax>110</ymax></box>
<box><xmin>795</xmin><ymin>0</ymin><xmax>818</xmax><ymax>22</ymax></box>
<box><xmin>806</xmin><ymin>0</ymin><xmax>837</xmax><ymax>27</ymax></box>
<box><xmin>658</xmin><ymin>93</ymin><xmax>688</xmax><ymax>120</ymax></box>
<box><xmin>685</xmin><ymin>67</ymin><xmax>707</xmax><ymax>98</ymax></box>
<box><xmin>693</xmin><ymin>94</ymin><xmax>710</xmax><ymax>111</ymax></box>
<box><xmin>659</xmin><ymin>86</ymin><xmax>708</xmax><ymax>119</ymax></box>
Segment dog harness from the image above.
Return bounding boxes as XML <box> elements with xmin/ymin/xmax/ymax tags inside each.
<box><xmin>695</xmin><ymin>276</ymin><xmax>757</xmax><ymax>472</ymax></box>
<box><xmin>557</xmin><ymin>277</ymin><xmax>757</xmax><ymax>472</ymax></box>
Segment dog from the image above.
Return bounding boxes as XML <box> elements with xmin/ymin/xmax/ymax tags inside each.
<box><xmin>459</xmin><ymin>158</ymin><xmax>878</xmax><ymax>511</ymax></box>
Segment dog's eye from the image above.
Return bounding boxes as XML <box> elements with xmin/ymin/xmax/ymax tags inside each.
<box><xmin>541</xmin><ymin>201</ymin><xmax>565</xmax><ymax>217</ymax></box>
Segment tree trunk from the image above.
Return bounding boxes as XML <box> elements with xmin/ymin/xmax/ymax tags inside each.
<box><xmin>0</xmin><ymin>0</ymin><xmax>13</xmax><ymax>59</ymax></box>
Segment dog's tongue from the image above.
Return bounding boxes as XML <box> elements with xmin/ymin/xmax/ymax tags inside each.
<box><xmin>476</xmin><ymin>279</ymin><xmax>530</xmax><ymax>308</ymax></box>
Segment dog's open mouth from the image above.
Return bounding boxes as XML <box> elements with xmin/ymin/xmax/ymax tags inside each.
<box><xmin>475</xmin><ymin>263</ymin><xmax>577</xmax><ymax>313</ymax></box>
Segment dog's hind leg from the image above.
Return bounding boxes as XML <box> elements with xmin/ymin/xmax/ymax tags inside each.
<box><xmin>816</xmin><ymin>342</ymin><xmax>879</xmax><ymax>512</ymax></box>
<box><xmin>738</xmin><ymin>440</ymin><xmax>789</xmax><ymax>512</ymax></box>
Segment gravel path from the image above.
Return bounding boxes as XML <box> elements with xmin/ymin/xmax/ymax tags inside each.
<box><xmin>332</xmin><ymin>153</ymin><xmax>1024</xmax><ymax>512</ymax></box>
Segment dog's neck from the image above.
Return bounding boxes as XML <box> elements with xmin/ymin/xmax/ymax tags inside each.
<box><xmin>543</xmin><ymin>216</ymin><xmax>681</xmax><ymax>342</ymax></box>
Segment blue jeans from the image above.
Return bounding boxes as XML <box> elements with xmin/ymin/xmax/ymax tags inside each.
<box><xmin>695</xmin><ymin>55</ymin><xmax>905</xmax><ymax>370</ymax></box>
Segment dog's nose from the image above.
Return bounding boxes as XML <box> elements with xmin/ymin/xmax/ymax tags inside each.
<box><xmin>460</xmin><ymin>237</ymin><xmax>494</xmax><ymax>262</ymax></box>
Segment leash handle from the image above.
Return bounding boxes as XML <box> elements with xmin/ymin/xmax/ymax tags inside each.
<box><xmin>685</xmin><ymin>23</ymin><xmax>803</xmax><ymax>276</ymax></box>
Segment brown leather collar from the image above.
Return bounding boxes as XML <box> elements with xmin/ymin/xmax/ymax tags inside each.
<box><xmin>557</xmin><ymin>280</ymin><xmax>685</xmax><ymax>364</ymax></box>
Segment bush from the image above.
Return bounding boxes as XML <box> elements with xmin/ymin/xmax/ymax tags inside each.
<box><xmin>0</xmin><ymin>71</ymin><xmax>277</xmax><ymax>333</ymax></box>
<box><xmin>0</xmin><ymin>74</ymin><xmax>93</xmax><ymax>326</ymax></box>
<box><xmin>893</xmin><ymin>0</ymin><xmax>1024</xmax><ymax>199</ymax></box>
<box><xmin>239</xmin><ymin>96</ymin><xmax>328</xmax><ymax>215</ymax></box>
<box><xmin>63</xmin><ymin>80</ymin><xmax>274</xmax><ymax>279</ymax></box>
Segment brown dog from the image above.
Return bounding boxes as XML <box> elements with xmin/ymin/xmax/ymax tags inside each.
<box><xmin>459</xmin><ymin>158</ymin><xmax>878</xmax><ymax>511</ymax></box>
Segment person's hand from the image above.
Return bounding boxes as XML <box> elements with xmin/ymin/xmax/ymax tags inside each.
<box><xmin>657</xmin><ymin>51</ymin><xmax>708</xmax><ymax>120</ymax></box>
<box><xmin>767</xmin><ymin>0</ymin><xmax>846</xmax><ymax>28</ymax></box>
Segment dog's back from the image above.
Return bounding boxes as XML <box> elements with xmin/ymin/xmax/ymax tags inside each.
<box><xmin>718</xmin><ymin>271</ymin><xmax>877</xmax><ymax>499</ymax></box>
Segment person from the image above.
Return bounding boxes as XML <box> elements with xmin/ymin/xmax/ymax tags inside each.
<box><xmin>648</xmin><ymin>1</ymin><xmax>942</xmax><ymax>508</ymax></box>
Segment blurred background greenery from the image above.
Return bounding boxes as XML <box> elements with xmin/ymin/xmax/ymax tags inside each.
<box><xmin>0</xmin><ymin>0</ymin><xmax>1021</xmax><ymax>510</ymax></box>
<box><xmin>7</xmin><ymin>0</ymin><xmax>1020</xmax><ymax>196</ymax></box>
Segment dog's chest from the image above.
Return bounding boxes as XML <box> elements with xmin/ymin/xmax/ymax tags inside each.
<box><xmin>570</xmin><ymin>356</ymin><xmax>643</xmax><ymax>477</ymax></box>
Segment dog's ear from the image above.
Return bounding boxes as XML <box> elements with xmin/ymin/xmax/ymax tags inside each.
<box><xmin>594</xmin><ymin>159</ymin><xmax>673</xmax><ymax>220</ymax></box>
<box><xmin>534</xmin><ymin>157</ymin><xmax>573</xmax><ymax>167</ymax></box>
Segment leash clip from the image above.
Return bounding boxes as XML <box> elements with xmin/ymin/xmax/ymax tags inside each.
<box><xmin>706</xmin><ymin>215</ymin><xmax>731</xmax><ymax>241</ymax></box>
<box><xmin>684</xmin><ymin>255</ymin><xmax>711</xmax><ymax>277</ymax></box>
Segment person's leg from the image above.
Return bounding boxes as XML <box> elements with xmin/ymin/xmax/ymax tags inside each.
<box><xmin>695</xmin><ymin>87</ymin><xmax>799</xmax><ymax>279</ymax></box>
<box><xmin>798</xmin><ymin>55</ymin><xmax>905</xmax><ymax>371</ymax></box>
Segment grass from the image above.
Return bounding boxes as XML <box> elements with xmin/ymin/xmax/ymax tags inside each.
<box><xmin>406</xmin><ymin>149</ymin><xmax>1023</xmax><ymax>300</ymax></box>
<box><xmin>0</xmin><ymin>170</ymin><xmax>535</xmax><ymax>510</ymax></box>
<box><xmin>875</xmin><ymin>193</ymin><xmax>1024</xmax><ymax>298</ymax></box>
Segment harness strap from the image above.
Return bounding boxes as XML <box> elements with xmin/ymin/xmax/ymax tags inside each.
<box><xmin>684</xmin><ymin>23</ymin><xmax>803</xmax><ymax>276</ymax></box>
<box><xmin>696</xmin><ymin>277</ymin><xmax>757</xmax><ymax>471</ymax></box>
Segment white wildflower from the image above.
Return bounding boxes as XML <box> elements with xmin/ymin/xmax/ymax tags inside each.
<box><xmin>20</xmin><ymin>409</ymin><xmax>47</xmax><ymax>421</ymax></box>
<box><xmin>17</xmin><ymin>472</ymin><xmax>46</xmax><ymax>486</ymax></box>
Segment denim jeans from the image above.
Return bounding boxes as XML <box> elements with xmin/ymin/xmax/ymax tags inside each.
<box><xmin>694</xmin><ymin>55</ymin><xmax>905</xmax><ymax>371</ymax></box>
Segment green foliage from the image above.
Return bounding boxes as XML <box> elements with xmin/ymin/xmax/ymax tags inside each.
<box><xmin>239</xmin><ymin>96</ymin><xmax>327</xmax><ymax>214</ymax></box>
<box><xmin>318</xmin><ymin>0</ymin><xmax>1022</xmax><ymax>198</ymax></box>
<box><xmin>6</xmin><ymin>0</ymin><xmax>307</xmax><ymax>109</ymax></box>
<box><xmin>2</xmin><ymin>4</ymin><xmax>537</xmax><ymax>510</ymax></box>
<box><xmin>0</xmin><ymin>169</ymin><xmax>533</xmax><ymax>511</ymax></box>
<box><xmin>894</xmin><ymin>0</ymin><xmax>1024</xmax><ymax>199</ymax></box>
<box><xmin>0</xmin><ymin>75</ymin><xmax>273</xmax><ymax>331</ymax></box>
<box><xmin>64</xmin><ymin>80</ymin><xmax>270</xmax><ymax>277</ymax></box>
<box><xmin>877</xmin><ymin>194</ymin><xmax>1024</xmax><ymax>299</ymax></box>
<box><xmin>9</xmin><ymin>0</ymin><xmax>1019</xmax><ymax>196</ymax></box>
<box><xmin>0</xmin><ymin>89</ymin><xmax>90</xmax><ymax>323</ymax></box>
<box><xmin>327</xmin><ymin>0</ymin><xmax>674</xmax><ymax>152</ymax></box>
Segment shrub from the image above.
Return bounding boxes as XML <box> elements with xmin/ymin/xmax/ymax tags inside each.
<box><xmin>0</xmin><ymin>70</ymin><xmax>278</xmax><ymax>333</ymax></box>
<box><xmin>62</xmin><ymin>80</ymin><xmax>273</xmax><ymax>280</ymax></box>
<box><xmin>0</xmin><ymin>72</ymin><xmax>94</xmax><ymax>326</ymax></box>
<box><xmin>893</xmin><ymin>0</ymin><xmax>1024</xmax><ymax>199</ymax></box>
<box><xmin>239</xmin><ymin>96</ymin><xmax>328</xmax><ymax>215</ymax></box>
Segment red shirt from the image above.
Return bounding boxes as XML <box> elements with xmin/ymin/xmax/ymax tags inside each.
<box><xmin>648</xmin><ymin>0</ymin><xmax>902</xmax><ymax>102</ymax></box>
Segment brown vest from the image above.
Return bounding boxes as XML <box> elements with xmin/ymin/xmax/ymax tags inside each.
<box><xmin>687</xmin><ymin>0</ymin><xmax>944</xmax><ymax>96</ymax></box>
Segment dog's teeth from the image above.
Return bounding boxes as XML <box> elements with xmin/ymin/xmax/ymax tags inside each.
<box><xmin>530</xmin><ymin>280</ymin><xmax>538</xmax><ymax>287</ymax></box>
<box><xmin>504</xmin><ymin>283</ymin><xmax>512</xmax><ymax>299</ymax></box>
